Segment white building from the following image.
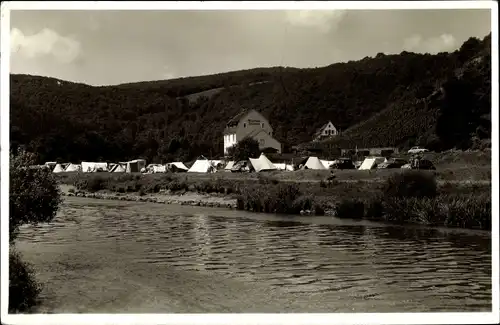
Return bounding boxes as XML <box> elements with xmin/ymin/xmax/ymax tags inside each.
<box><xmin>313</xmin><ymin>121</ymin><xmax>339</xmax><ymax>142</ymax></box>
<box><xmin>223</xmin><ymin>109</ymin><xmax>282</xmax><ymax>155</ymax></box>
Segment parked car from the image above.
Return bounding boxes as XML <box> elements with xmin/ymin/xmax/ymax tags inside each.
<box><xmin>330</xmin><ymin>158</ymin><xmax>356</xmax><ymax>170</ymax></box>
<box><xmin>408</xmin><ymin>146</ymin><xmax>429</xmax><ymax>154</ymax></box>
<box><xmin>377</xmin><ymin>158</ymin><xmax>408</xmax><ymax>169</ymax></box>
<box><xmin>401</xmin><ymin>158</ymin><xmax>436</xmax><ymax>170</ymax></box>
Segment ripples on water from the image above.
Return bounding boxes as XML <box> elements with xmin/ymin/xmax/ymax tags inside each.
<box><xmin>17</xmin><ymin>198</ymin><xmax>492</xmax><ymax>312</ymax></box>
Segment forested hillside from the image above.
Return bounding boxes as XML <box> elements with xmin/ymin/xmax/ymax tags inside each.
<box><xmin>10</xmin><ymin>33</ymin><xmax>491</xmax><ymax>164</ymax></box>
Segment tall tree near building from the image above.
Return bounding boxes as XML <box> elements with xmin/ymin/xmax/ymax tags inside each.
<box><xmin>227</xmin><ymin>137</ymin><xmax>261</xmax><ymax>161</ymax></box>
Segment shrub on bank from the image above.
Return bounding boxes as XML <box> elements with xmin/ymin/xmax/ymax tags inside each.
<box><xmin>364</xmin><ymin>196</ymin><xmax>385</xmax><ymax>221</ymax></box>
<box><xmin>381</xmin><ymin>197</ymin><xmax>444</xmax><ymax>225</ymax></box>
<box><xmin>383</xmin><ymin>170</ymin><xmax>437</xmax><ymax>199</ymax></box>
<box><xmin>74</xmin><ymin>176</ymin><xmax>107</xmax><ymax>192</ymax></box>
<box><xmin>442</xmin><ymin>193</ymin><xmax>491</xmax><ymax>230</ymax></box>
<box><xmin>363</xmin><ymin>194</ymin><xmax>491</xmax><ymax>230</ymax></box>
<box><xmin>335</xmin><ymin>199</ymin><xmax>365</xmax><ymax>219</ymax></box>
<box><xmin>10</xmin><ymin>148</ymin><xmax>62</xmax><ymax>313</ymax></box>
<box><xmin>9</xmin><ymin>250</ymin><xmax>42</xmax><ymax>313</ymax></box>
<box><xmin>236</xmin><ymin>183</ymin><xmax>327</xmax><ymax>215</ymax></box>
<box><xmin>327</xmin><ymin>171</ymin><xmax>491</xmax><ymax>230</ymax></box>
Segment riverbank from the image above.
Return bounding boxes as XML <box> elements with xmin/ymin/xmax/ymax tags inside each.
<box><xmin>58</xmin><ymin>168</ymin><xmax>492</xmax><ymax>231</ymax></box>
<box><xmin>60</xmin><ymin>184</ymin><xmax>238</xmax><ymax>209</ymax></box>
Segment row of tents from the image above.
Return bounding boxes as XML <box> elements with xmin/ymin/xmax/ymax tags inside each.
<box><xmin>34</xmin><ymin>154</ymin><xmax>426</xmax><ymax>175</ymax></box>
<box><xmin>34</xmin><ymin>159</ymin><xmax>151</xmax><ymax>173</ymax></box>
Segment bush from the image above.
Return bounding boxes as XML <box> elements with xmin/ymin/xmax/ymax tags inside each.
<box><xmin>74</xmin><ymin>176</ymin><xmax>106</xmax><ymax>193</ymax></box>
<box><xmin>273</xmin><ymin>183</ymin><xmax>302</xmax><ymax>214</ymax></box>
<box><xmin>9</xmin><ymin>148</ymin><xmax>62</xmax><ymax>313</ymax></box>
<box><xmin>9</xmin><ymin>250</ymin><xmax>42</xmax><ymax>313</ymax></box>
<box><xmin>383</xmin><ymin>170</ymin><xmax>437</xmax><ymax>199</ymax></box>
<box><xmin>292</xmin><ymin>195</ymin><xmax>314</xmax><ymax>212</ymax></box>
<box><xmin>365</xmin><ymin>197</ymin><xmax>384</xmax><ymax>221</ymax></box>
<box><xmin>442</xmin><ymin>194</ymin><xmax>491</xmax><ymax>230</ymax></box>
<box><xmin>314</xmin><ymin>204</ymin><xmax>326</xmax><ymax>216</ymax></box>
<box><xmin>10</xmin><ymin>149</ymin><xmax>62</xmax><ymax>242</ymax></box>
<box><xmin>257</xmin><ymin>174</ymin><xmax>279</xmax><ymax>185</ymax></box>
<box><xmin>166</xmin><ymin>179</ymin><xmax>188</xmax><ymax>192</ymax></box>
<box><xmin>377</xmin><ymin>193</ymin><xmax>491</xmax><ymax>229</ymax></box>
<box><xmin>382</xmin><ymin>197</ymin><xmax>443</xmax><ymax>225</ymax></box>
<box><xmin>236</xmin><ymin>183</ymin><xmax>302</xmax><ymax>214</ymax></box>
<box><xmin>335</xmin><ymin>199</ymin><xmax>365</xmax><ymax>219</ymax></box>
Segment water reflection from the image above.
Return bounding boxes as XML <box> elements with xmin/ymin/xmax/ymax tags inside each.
<box><xmin>17</xmin><ymin>198</ymin><xmax>492</xmax><ymax>312</ymax></box>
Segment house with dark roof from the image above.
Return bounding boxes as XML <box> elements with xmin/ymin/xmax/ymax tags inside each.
<box><xmin>223</xmin><ymin>109</ymin><xmax>282</xmax><ymax>155</ymax></box>
<box><xmin>313</xmin><ymin>121</ymin><xmax>339</xmax><ymax>142</ymax></box>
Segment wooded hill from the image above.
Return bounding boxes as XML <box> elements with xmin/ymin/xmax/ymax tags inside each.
<box><xmin>10</xmin><ymin>33</ymin><xmax>491</xmax><ymax>164</ymax></box>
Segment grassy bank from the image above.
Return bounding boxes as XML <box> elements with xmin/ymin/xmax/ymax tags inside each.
<box><xmin>56</xmin><ymin>168</ymin><xmax>491</xmax><ymax>231</ymax></box>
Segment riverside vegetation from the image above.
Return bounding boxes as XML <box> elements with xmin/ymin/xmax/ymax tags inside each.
<box><xmin>57</xmin><ymin>168</ymin><xmax>491</xmax><ymax>231</ymax></box>
<box><xmin>9</xmin><ymin>149</ymin><xmax>63</xmax><ymax>313</ymax></box>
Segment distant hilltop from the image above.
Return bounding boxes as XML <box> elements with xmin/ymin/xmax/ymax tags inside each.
<box><xmin>10</xmin><ymin>33</ymin><xmax>491</xmax><ymax>163</ymax></box>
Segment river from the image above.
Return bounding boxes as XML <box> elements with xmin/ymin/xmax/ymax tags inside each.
<box><xmin>14</xmin><ymin>196</ymin><xmax>491</xmax><ymax>313</ymax></box>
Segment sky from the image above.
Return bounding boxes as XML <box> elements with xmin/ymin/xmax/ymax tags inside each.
<box><xmin>9</xmin><ymin>8</ymin><xmax>492</xmax><ymax>86</ymax></box>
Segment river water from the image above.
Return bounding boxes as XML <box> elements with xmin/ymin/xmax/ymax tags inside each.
<box><xmin>15</xmin><ymin>197</ymin><xmax>491</xmax><ymax>313</ymax></box>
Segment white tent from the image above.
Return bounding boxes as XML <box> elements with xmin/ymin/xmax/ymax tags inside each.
<box><xmin>273</xmin><ymin>163</ymin><xmax>294</xmax><ymax>171</ymax></box>
<box><xmin>249</xmin><ymin>153</ymin><xmax>277</xmax><ymax>172</ymax></box>
<box><xmin>167</xmin><ymin>162</ymin><xmax>189</xmax><ymax>172</ymax></box>
<box><xmin>52</xmin><ymin>163</ymin><xmax>65</xmax><ymax>173</ymax></box>
<box><xmin>111</xmin><ymin>164</ymin><xmax>126</xmax><ymax>173</ymax></box>
<box><xmin>65</xmin><ymin>163</ymin><xmax>82</xmax><ymax>172</ymax></box>
<box><xmin>302</xmin><ymin>157</ymin><xmax>327</xmax><ymax>170</ymax></box>
<box><xmin>359</xmin><ymin>157</ymin><xmax>386</xmax><ymax>170</ymax></box>
<box><xmin>188</xmin><ymin>159</ymin><xmax>217</xmax><ymax>173</ymax></box>
<box><xmin>81</xmin><ymin>162</ymin><xmax>108</xmax><ymax>173</ymax></box>
<box><xmin>225</xmin><ymin>161</ymin><xmax>235</xmax><ymax>170</ymax></box>
<box><xmin>152</xmin><ymin>165</ymin><xmax>167</xmax><ymax>173</ymax></box>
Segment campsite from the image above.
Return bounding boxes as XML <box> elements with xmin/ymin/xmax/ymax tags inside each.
<box><xmin>47</xmin><ymin>149</ymin><xmax>491</xmax><ymax>231</ymax></box>
<box><xmin>47</xmin><ymin>149</ymin><xmax>491</xmax><ymax>182</ymax></box>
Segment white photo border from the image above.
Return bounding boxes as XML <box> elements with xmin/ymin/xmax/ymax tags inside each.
<box><xmin>1</xmin><ymin>1</ymin><xmax>498</xmax><ymax>325</ymax></box>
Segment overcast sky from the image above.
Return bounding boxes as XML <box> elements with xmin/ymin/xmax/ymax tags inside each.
<box><xmin>9</xmin><ymin>8</ymin><xmax>491</xmax><ymax>86</ymax></box>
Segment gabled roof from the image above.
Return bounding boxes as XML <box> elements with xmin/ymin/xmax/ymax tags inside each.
<box><xmin>315</xmin><ymin>121</ymin><xmax>333</xmax><ymax>136</ymax></box>
<box><xmin>227</xmin><ymin>109</ymin><xmax>251</xmax><ymax>127</ymax></box>
<box><xmin>226</xmin><ymin>109</ymin><xmax>268</xmax><ymax>127</ymax></box>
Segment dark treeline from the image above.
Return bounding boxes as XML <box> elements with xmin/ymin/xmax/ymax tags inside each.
<box><xmin>10</xmin><ymin>34</ymin><xmax>491</xmax><ymax>164</ymax></box>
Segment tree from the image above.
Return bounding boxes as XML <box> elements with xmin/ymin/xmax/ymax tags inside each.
<box><xmin>9</xmin><ymin>148</ymin><xmax>63</xmax><ymax>313</ymax></box>
<box><xmin>227</xmin><ymin>137</ymin><xmax>261</xmax><ymax>161</ymax></box>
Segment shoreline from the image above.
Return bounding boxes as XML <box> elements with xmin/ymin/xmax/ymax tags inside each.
<box><xmin>61</xmin><ymin>186</ymin><xmax>240</xmax><ymax>210</ymax></box>
<box><xmin>60</xmin><ymin>189</ymin><xmax>337</xmax><ymax>216</ymax></box>
<box><xmin>59</xmin><ymin>184</ymin><xmax>491</xmax><ymax>232</ymax></box>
